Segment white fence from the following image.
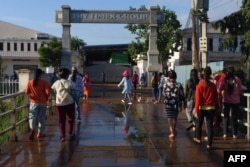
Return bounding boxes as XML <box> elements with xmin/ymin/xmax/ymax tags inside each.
<box><xmin>243</xmin><ymin>93</ymin><xmax>250</xmax><ymax>140</ymax></box>
<box><xmin>0</xmin><ymin>80</ymin><xmax>19</xmax><ymax>95</ymax></box>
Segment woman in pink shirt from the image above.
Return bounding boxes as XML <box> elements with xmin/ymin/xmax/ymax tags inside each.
<box><xmin>219</xmin><ymin>66</ymin><xmax>242</xmax><ymax>139</ymax></box>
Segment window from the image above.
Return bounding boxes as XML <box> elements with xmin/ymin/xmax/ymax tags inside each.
<box><xmin>207</xmin><ymin>38</ymin><xmax>213</xmax><ymax>51</ymax></box>
<box><xmin>34</xmin><ymin>43</ymin><xmax>37</xmax><ymax>51</ymax></box>
<box><xmin>21</xmin><ymin>43</ymin><xmax>24</xmax><ymax>51</ymax></box>
<box><xmin>7</xmin><ymin>43</ymin><xmax>10</xmax><ymax>51</ymax></box>
<box><xmin>27</xmin><ymin>43</ymin><xmax>31</xmax><ymax>51</ymax></box>
<box><xmin>14</xmin><ymin>43</ymin><xmax>17</xmax><ymax>51</ymax></box>
<box><xmin>0</xmin><ymin>42</ymin><xmax>3</xmax><ymax>51</ymax></box>
<box><xmin>187</xmin><ymin>38</ymin><xmax>192</xmax><ymax>51</ymax></box>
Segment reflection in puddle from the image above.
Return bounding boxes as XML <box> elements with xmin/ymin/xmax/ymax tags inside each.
<box><xmin>114</xmin><ymin>103</ymin><xmax>149</xmax><ymax>146</ymax></box>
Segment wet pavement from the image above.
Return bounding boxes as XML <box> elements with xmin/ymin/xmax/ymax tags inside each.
<box><xmin>1</xmin><ymin>84</ymin><xmax>250</xmax><ymax>167</ymax></box>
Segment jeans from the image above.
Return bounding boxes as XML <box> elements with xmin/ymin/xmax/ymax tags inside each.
<box><xmin>29</xmin><ymin>103</ymin><xmax>47</xmax><ymax>133</ymax></box>
<box><xmin>158</xmin><ymin>86</ymin><xmax>163</xmax><ymax>101</ymax></box>
<box><xmin>75</xmin><ymin>93</ymin><xmax>81</xmax><ymax>118</ymax></box>
<box><xmin>185</xmin><ymin>100</ymin><xmax>194</xmax><ymax>123</ymax></box>
<box><xmin>152</xmin><ymin>87</ymin><xmax>159</xmax><ymax>101</ymax></box>
<box><xmin>223</xmin><ymin>102</ymin><xmax>240</xmax><ymax>136</ymax></box>
<box><xmin>123</xmin><ymin>93</ymin><xmax>131</xmax><ymax>102</ymax></box>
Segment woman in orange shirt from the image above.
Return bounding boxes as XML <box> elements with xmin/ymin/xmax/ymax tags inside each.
<box><xmin>25</xmin><ymin>69</ymin><xmax>51</xmax><ymax>140</ymax></box>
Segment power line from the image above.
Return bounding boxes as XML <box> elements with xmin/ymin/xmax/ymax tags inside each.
<box><xmin>210</xmin><ymin>0</ymin><xmax>239</xmax><ymax>11</ymax></box>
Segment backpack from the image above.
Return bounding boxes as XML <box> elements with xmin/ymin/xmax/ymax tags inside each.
<box><xmin>164</xmin><ymin>82</ymin><xmax>185</xmax><ymax>111</ymax></box>
<box><xmin>132</xmin><ymin>74</ymin><xmax>138</xmax><ymax>83</ymax></box>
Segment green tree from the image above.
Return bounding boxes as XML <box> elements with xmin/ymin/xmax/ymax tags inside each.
<box><xmin>38</xmin><ymin>37</ymin><xmax>62</xmax><ymax>69</ymax></box>
<box><xmin>125</xmin><ymin>6</ymin><xmax>182</xmax><ymax>70</ymax></box>
<box><xmin>0</xmin><ymin>56</ymin><xmax>7</xmax><ymax>79</ymax></box>
<box><xmin>125</xmin><ymin>6</ymin><xmax>149</xmax><ymax>63</ymax></box>
<box><xmin>38</xmin><ymin>37</ymin><xmax>86</xmax><ymax>69</ymax></box>
<box><xmin>71</xmin><ymin>36</ymin><xmax>86</xmax><ymax>51</ymax></box>
<box><xmin>71</xmin><ymin>36</ymin><xmax>87</xmax><ymax>69</ymax></box>
<box><xmin>241</xmin><ymin>0</ymin><xmax>250</xmax><ymax>67</ymax></box>
<box><xmin>157</xmin><ymin>7</ymin><xmax>182</xmax><ymax>72</ymax></box>
<box><xmin>213</xmin><ymin>11</ymin><xmax>244</xmax><ymax>52</ymax></box>
<box><xmin>213</xmin><ymin>1</ymin><xmax>250</xmax><ymax>67</ymax></box>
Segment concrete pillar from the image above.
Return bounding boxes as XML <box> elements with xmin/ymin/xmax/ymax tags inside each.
<box><xmin>146</xmin><ymin>6</ymin><xmax>161</xmax><ymax>86</ymax></box>
<box><xmin>17</xmin><ymin>69</ymin><xmax>34</xmax><ymax>92</ymax></box>
<box><xmin>61</xmin><ymin>5</ymin><xmax>71</xmax><ymax>70</ymax></box>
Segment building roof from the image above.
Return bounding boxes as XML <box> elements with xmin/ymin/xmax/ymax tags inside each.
<box><xmin>0</xmin><ymin>20</ymin><xmax>54</xmax><ymax>40</ymax></box>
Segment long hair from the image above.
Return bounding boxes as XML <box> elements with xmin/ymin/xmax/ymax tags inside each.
<box><xmin>33</xmin><ymin>68</ymin><xmax>43</xmax><ymax>86</ymax></box>
<box><xmin>203</xmin><ymin>66</ymin><xmax>212</xmax><ymax>89</ymax></box>
<box><xmin>189</xmin><ymin>68</ymin><xmax>199</xmax><ymax>90</ymax></box>
<box><xmin>225</xmin><ymin>66</ymin><xmax>235</xmax><ymax>95</ymax></box>
<box><xmin>58</xmin><ymin>68</ymin><xmax>70</xmax><ymax>79</ymax></box>
<box><xmin>152</xmin><ymin>71</ymin><xmax>159</xmax><ymax>83</ymax></box>
<box><xmin>168</xmin><ymin>70</ymin><xmax>177</xmax><ymax>80</ymax></box>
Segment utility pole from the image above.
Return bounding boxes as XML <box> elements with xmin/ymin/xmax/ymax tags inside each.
<box><xmin>200</xmin><ymin>13</ymin><xmax>209</xmax><ymax>68</ymax></box>
<box><xmin>191</xmin><ymin>9</ymin><xmax>199</xmax><ymax>70</ymax></box>
<box><xmin>192</xmin><ymin>0</ymin><xmax>209</xmax><ymax>69</ymax></box>
<box><xmin>198</xmin><ymin>0</ymin><xmax>209</xmax><ymax>68</ymax></box>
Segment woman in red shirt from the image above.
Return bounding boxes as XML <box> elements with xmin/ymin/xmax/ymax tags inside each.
<box><xmin>193</xmin><ymin>66</ymin><xmax>219</xmax><ymax>150</ymax></box>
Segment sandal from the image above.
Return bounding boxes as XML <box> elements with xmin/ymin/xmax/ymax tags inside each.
<box><xmin>193</xmin><ymin>138</ymin><xmax>201</xmax><ymax>144</ymax></box>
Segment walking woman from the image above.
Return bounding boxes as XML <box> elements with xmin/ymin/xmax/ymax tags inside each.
<box><xmin>151</xmin><ymin>72</ymin><xmax>159</xmax><ymax>104</ymax></box>
<box><xmin>51</xmin><ymin>68</ymin><xmax>76</xmax><ymax>142</ymax></box>
<box><xmin>219</xmin><ymin>66</ymin><xmax>242</xmax><ymax>139</ymax></box>
<box><xmin>164</xmin><ymin>70</ymin><xmax>185</xmax><ymax>138</ymax></box>
<box><xmin>193</xmin><ymin>67</ymin><xmax>219</xmax><ymax>150</ymax></box>
<box><xmin>117</xmin><ymin>70</ymin><xmax>133</xmax><ymax>105</ymax></box>
<box><xmin>25</xmin><ymin>68</ymin><xmax>51</xmax><ymax>140</ymax></box>
<box><xmin>184</xmin><ymin>69</ymin><xmax>199</xmax><ymax>130</ymax></box>
<box><xmin>158</xmin><ymin>72</ymin><xmax>166</xmax><ymax>103</ymax></box>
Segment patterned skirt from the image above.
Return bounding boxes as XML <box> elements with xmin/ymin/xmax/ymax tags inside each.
<box><xmin>165</xmin><ymin>106</ymin><xmax>179</xmax><ymax>118</ymax></box>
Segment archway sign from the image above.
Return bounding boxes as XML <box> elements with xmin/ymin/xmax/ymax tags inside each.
<box><xmin>55</xmin><ymin>5</ymin><xmax>163</xmax><ymax>77</ymax></box>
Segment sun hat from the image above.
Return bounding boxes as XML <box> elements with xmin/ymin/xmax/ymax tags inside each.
<box><xmin>122</xmin><ymin>70</ymin><xmax>129</xmax><ymax>77</ymax></box>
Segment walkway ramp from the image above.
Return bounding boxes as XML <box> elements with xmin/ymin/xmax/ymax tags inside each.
<box><xmin>0</xmin><ymin>84</ymin><xmax>250</xmax><ymax>167</ymax></box>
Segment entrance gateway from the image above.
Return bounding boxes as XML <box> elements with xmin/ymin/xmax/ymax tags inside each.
<box><xmin>55</xmin><ymin>5</ymin><xmax>163</xmax><ymax>81</ymax></box>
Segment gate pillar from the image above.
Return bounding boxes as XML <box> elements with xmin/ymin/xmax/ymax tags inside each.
<box><xmin>147</xmin><ymin>6</ymin><xmax>162</xmax><ymax>85</ymax></box>
<box><xmin>61</xmin><ymin>5</ymin><xmax>71</xmax><ymax>70</ymax></box>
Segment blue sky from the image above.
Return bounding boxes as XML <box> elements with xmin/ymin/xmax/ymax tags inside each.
<box><xmin>0</xmin><ymin>0</ymin><xmax>242</xmax><ymax>45</ymax></box>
